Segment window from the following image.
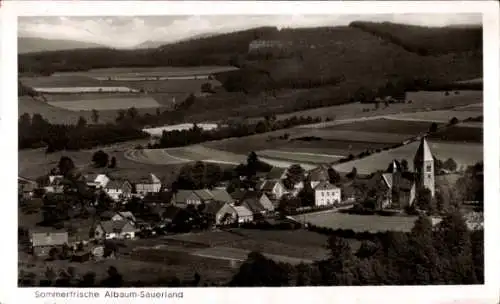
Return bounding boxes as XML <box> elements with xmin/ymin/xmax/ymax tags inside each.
<box><xmin>322</xmin><ymin>192</ymin><xmax>325</xmax><ymax>197</ymax></box>
<box><xmin>426</xmin><ymin>164</ymin><xmax>432</xmax><ymax>172</ymax></box>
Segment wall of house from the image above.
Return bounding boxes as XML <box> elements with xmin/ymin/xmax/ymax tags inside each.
<box><xmin>216</xmin><ymin>206</ymin><xmax>237</xmax><ymax>225</ymax></box>
<box><xmin>136</xmin><ymin>183</ymin><xmax>161</xmax><ymax>194</ymax></box>
<box><xmin>105</xmin><ymin>189</ymin><xmax>123</xmax><ymax>201</ymax></box>
<box><xmin>314</xmin><ymin>188</ymin><xmax>341</xmax><ymax>206</ymax></box>
<box><xmin>238</xmin><ymin>215</ymin><xmax>253</xmax><ymax>223</ymax></box>
<box><xmin>273</xmin><ymin>184</ymin><xmax>285</xmax><ymax>200</ymax></box>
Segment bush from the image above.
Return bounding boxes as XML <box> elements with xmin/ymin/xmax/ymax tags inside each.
<box><xmin>449</xmin><ymin>117</ymin><xmax>459</xmax><ymax>125</ymax></box>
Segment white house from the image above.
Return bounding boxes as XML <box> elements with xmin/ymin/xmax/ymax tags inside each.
<box><xmin>104</xmin><ymin>180</ymin><xmax>133</xmax><ymax>201</ymax></box>
<box><xmin>234</xmin><ymin>206</ymin><xmax>254</xmax><ymax>223</ymax></box>
<box><xmin>44</xmin><ymin>175</ymin><xmax>64</xmax><ymax>193</ymax></box>
<box><xmin>93</xmin><ymin>220</ymin><xmax>138</xmax><ymax>240</ymax></box>
<box><xmin>314</xmin><ymin>181</ymin><xmax>341</xmax><ymax>207</ymax></box>
<box><xmin>85</xmin><ymin>174</ymin><xmax>110</xmax><ymax>189</ymax></box>
<box><xmin>134</xmin><ymin>173</ymin><xmax>162</xmax><ymax>196</ymax></box>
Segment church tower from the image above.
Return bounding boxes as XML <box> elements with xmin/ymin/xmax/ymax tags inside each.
<box><xmin>413</xmin><ymin>137</ymin><xmax>435</xmax><ymax>197</ymax></box>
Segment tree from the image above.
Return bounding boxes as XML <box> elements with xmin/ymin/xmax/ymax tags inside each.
<box><xmin>126</xmin><ymin>107</ymin><xmax>139</xmax><ymax>120</ymax></box>
<box><xmin>155</xmin><ymin>108</ymin><xmax>161</xmax><ymax>116</ymax></box>
<box><xmin>415</xmin><ymin>187</ymin><xmax>435</xmax><ymax>214</ymax></box>
<box><xmin>443</xmin><ymin>158</ymin><xmax>458</xmax><ymax>172</ymax></box>
<box><xmin>108</xmin><ymin>156</ymin><xmax>117</xmax><ymax>169</ymax></box>
<box><xmin>48</xmin><ymin>247</ymin><xmax>59</xmax><ymax>260</ymax></box>
<box><xmin>201</xmin><ymin>82</ymin><xmax>213</xmax><ymax>93</ymax></box>
<box><xmin>327</xmin><ymin>167</ymin><xmax>341</xmax><ymax>185</ymax></box>
<box><xmin>284</xmin><ymin>164</ymin><xmax>305</xmax><ymax>190</ymax></box>
<box><xmin>92</xmin><ymin>150</ymin><xmax>109</xmax><ymax>168</ymax></box>
<box><xmin>321</xmin><ymin>236</ymin><xmax>356</xmax><ymax>285</ymax></box>
<box><xmin>449</xmin><ymin>117</ymin><xmax>459</xmax><ymax>125</ymax></box>
<box><xmin>400</xmin><ymin>159</ymin><xmax>409</xmax><ymax>172</ymax></box>
<box><xmin>115</xmin><ymin>110</ymin><xmax>126</xmax><ymax>123</ymax></box>
<box><xmin>246</xmin><ymin>152</ymin><xmax>259</xmax><ymax>178</ymax></box>
<box><xmin>429</xmin><ymin>122</ymin><xmax>438</xmax><ymax>133</ymax></box>
<box><xmin>346</xmin><ymin>167</ymin><xmax>358</xmax><ymax>179</ymax></box>
<box><xmin>77</xmin><ymin>116</ymin><xmax>87</xmax><ymax>128</ymax></box>
<box><xmin>91</xmin><ymin>109</ymin><xmax>99</xmax><ymax>124</ymax></box>
<box><xmin>80</xmin><ymin>271</ymin><xmax>96</xmax><ymax>287</ymax></box>
<box><xmin>58</xmin><ymin>156</ymin><xmax>75</xmax><ymax>177</ymax></box>
<box><xmin>101</xmin><ymin>266</ymin><xmax>123</xmax><ymax>287</ymax></box>
<box><xmin>230</xmin><ymin>252</ymin><xmax>293</xmax><ymax>287</ymax></box>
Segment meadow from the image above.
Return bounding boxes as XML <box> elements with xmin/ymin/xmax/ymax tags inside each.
<box><xmin>55</xmin><ymin>65</ymin><xmax>239</xmax><ymax>77</ymax></box>
<box><xmin>295</xmin><ymin>212</ymin><xmax>419</xmax><ymax>233</ymax></box>
<box><xmin>48</xmin><ymin>96</ymin><xmax>161</xmax><ymax>111</ymax></box>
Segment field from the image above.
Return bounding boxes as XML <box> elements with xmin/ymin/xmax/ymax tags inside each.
<box><xmin>322</xmin><ymin>118</ymin><xmax>441</xmax><ymax>134</ymax></box>
<box><xmin>255</xmin><ymin>150</ymin><xmax>344</xmax><ymax>165</ymax></box>
<box><xmin>294</xmin><ymin>129</ymin><xmax>410</xmax><ymax>144</ymax></box>
<box><xmin>48</xmin><ymin>96</ymin><xmax>161</xmax><ymax>111</ymax></box>
<box><xmin>55</xmin><ymin>65</ymin><xmax>239</xmax><ymax>77</ymax></box>
<box><xmin>386</xmin><ymin>109</ymin><xmax>482</xmax><ymax>123</ymax></box>
<box><xmin>142</xmin><ymin>123</ymin><xmax>219</xmax><ymax>137</ymax></box>
<box><xmin>20</xmin><ymin>75</ymin><xmax>111</xmax><ymax>88</ymax></box>
<box><xmin>295</xmin><ymin>211</ymin><xmax>418</xmax><ymax>233</ymax></box>
<box><xmin>333</xmin><ymin>140</ymin><xmax>483</xmax><ymax>174</ymax></box>
<box><xmin>428</xmin><ymin>125</ymin><xmax>483</xmax><ymax>143</ymax></box>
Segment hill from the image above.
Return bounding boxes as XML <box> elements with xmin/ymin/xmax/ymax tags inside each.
<box><xmin>18</xmin><ymin>37</ymin><xmax>107</xmax><ymax>54</ymax></box>
<box><xmin>349</xmin><ymin>21</ymin><xmax>482</xmax><ymax>56</ymax></box>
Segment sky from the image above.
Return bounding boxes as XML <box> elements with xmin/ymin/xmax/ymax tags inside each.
<box><xmin>18</xmin><ymin>14</ymin><xmax>482</xmax><ymax>48</ymax></box>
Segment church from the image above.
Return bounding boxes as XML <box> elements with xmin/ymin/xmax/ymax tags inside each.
<box><xmin>378</xmin><ymin>137</ymin><xmax>436</xmax><ymax>209</ymax></box>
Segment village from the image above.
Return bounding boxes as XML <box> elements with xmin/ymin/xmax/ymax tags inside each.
<box><xmin>17</xmin><ymin>134</ymin><xmax>484</xmax><ymax>286</ymax></box>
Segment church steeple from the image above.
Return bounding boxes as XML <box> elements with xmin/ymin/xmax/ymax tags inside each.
<box><xmin>413</xmin><ymin>137</ymin><xmax>435</xmax><ymax>197</ymax></box>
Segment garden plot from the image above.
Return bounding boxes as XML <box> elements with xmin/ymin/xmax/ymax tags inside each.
<box><xmin>333</xmin><ymin>140</ymin><xmax>483</xmax><ymax>174</ymax></box>
<box><xmin>405</xmin><ymin>90</ymin><xmax>483</xmax><ymax>106</ymax></box>
<box><xmin>20</xmin><ymin>75</ymin><xmax>106</xmax><ymax>88</ymax></box>
<box><xmin>48</xmin><ymin>96</ymin><xmax>161</xmax><ymax>111</ymax></box>
<box><xmin>295</xmin><ymin>212</ymin><xmax>419</xmax><ymax>233</ymax></box>
<box><xmin>124</xmin><ymin>149</ymin><xmax>190</xmax><ymax>165</ymax></box>
<box><xmin>297</xmin><ymin>129</ymin><xmax>410</xmax><ymax>144</ymax></box>
<box><xmin>428</xmin><ymin>125</ymin><xmax>483</xmax><ymax>143</ymax></box>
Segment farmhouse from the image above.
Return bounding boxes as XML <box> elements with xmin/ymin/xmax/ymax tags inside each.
<box><xmin>104</xmin><ymin>180</ymin><xmax>133</xmax><ymax>201</ymax></box>
<box><xmin>256</xmin><ymin>180</ymin><xmax>286</xmax><ymax>201</ymax></box>
<box><xmin>234</xmin><ymin>191</ymin><xmax>275</xmax><ymax>217</ymax></box>
<box><xmin>134</xmin><ymin>173</ymin><xmax>162</xmax><ymax>196</ymax></box>
<box><xmin>172</xmin><ymin>188</ymin><xmax>233</xmax><ymax>207</ymax></box>
<box><xmin>234</xmin><ymin>206</ymin><xmax>254</xmax><ymax>223</ymax></box>
<box><xmin>85</xmin><ymin>174</ymin><xmax>110</xmax><ymax>189</ymax></box>
<box><xmin>18</xmin><ymin>176</ymin><xmax>37</xmax><ymax>199</ymax></box>
<box><xmin>307</xmin><ymin>165</ymin><xmax>330</xmax><ymax>189</ymax></box>
<box><xmin>202</xmin><ymin>201</ymin><xmax>238</xmax><ymax>226</ymax></box>
<box><xmin>314</xmin><ymin>181</ymin><xmax>341</xmax><ymax>207</ymax></box>
<box><xmin>30</xmin><ymin>231</ymin><xmax>68</xmax><ymax>256</ymax></box>
<box><xmin>44</xmin><ymin>175</ymin><xmax>65</xmax><ymax>193</ymax></box>
<box><xmin>93</xmin><ymin>220</ymin><xmax>138</xmax><ymax>240</ymax></box>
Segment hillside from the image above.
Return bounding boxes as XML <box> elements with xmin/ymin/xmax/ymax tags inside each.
<box><xmin>349</xmin><ymin>21</ymin><xmax>482</xmax><ymax>56</ymax></box>
<box><xmin>18</xmin><ymin>37</ymin><xmax>107</xmax><ymax>54</ymax></box>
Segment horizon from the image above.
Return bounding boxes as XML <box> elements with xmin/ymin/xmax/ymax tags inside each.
<box><xmin>18</xmin><ymin>14</ymin><xmax>482</xmax><ymax>49</ymax></box>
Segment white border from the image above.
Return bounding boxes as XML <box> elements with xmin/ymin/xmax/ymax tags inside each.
<box><xmin>2</xmin><ymin>1</ymin><xmax>499</xmax><ymax>304</ymax></box>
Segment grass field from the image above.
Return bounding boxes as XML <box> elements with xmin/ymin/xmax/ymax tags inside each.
<box><xmin>295</xmin><ymin>129</ymin><xmax>410</xmax><ymax>144</ymax></box>
<box><xmin>20</xmin><ymin>75</ymin><xmax>110</xmax><ymax>88</ymax></box>
<box><xmin>322</xmin><ymin>118</ymin><xmax>441</xmax><ymax>134</ymax></box>
<box><xmin>428</xmin><ymin>125</ymin><xmax>483</xmax><ymax>143</ymax></box>
<box><xmin>333</xmin><ymin>139</ymin><xmax>483</xmax><ymax>174</ymax></box>
<box><xmin>256</xmin><ymin>150</ymin><xmax>344</xmax><ymax>164</ymax></box>
<box><xmin>48</xmin><ymin>96</ymin><xmax>161</xmax><ymax>111</ymax></box>
<box><xmin>295</xmin><ymin>212</ymin><xmax>418</xmax><ymax>233</ymax></box>
<box><xmin>386</xmin><ymin>109</ymin><xmax>482</xmax><ymax>123</ymax></box>
<box><xmin>56</xmin><ymin>66</ymin><xmax>239</xmax><ymax>77</ymax></box>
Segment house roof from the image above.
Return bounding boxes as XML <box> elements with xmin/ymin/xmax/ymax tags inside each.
<box><xmin>414</xmin><ymin>137</ymin><xmax>433</xmax><ymax>164</ymax></box>
<box><xmin>19</xmin><ymin>176</ymin><xmax>37</xmax><ymax>185</ymax></box>
<box><xmin>135</xmin><ymin>173</ymin><xmax>161</xmax><ymax>184</ymax></box>
<box><xmin>31</xmin><ymin>232</ymin><xmax>68</xmax><ymax>247</ymax></box>
<box><xmin>210</xmin><ymin>189</ymin><xmax>233</xmax><ymax>204</ymax></box>
<box><xmin>194</xmin><ymin>189</ymin><xmax>215</xmax><ymax>201</ymax></box>
<box><xmin>203</xmin><ymin>201</ymin><xmax>228</xmax><ymax>215</ymax></box>
<box><xmin>234</xmin><ymin>205</ymin><xmax>253</xmax><ymax>217</ymax></box>
<box><xmin>230</xmin><ymin>189</ymin><xmax>248</xmax><ymax>201</ymax></box>
<box><xmin>173</xmin><ymin>190</ymin><xmax>195</xmax><ymax>203</ymax></box>
<box><xmin>99</xmin><ymin>211</ymin><xmax>115</xmax><ymax>220</ymax></box>
<box><xmin>308</xmin><ymin>166</ymin><xmax>329</xmax><ymax>182</ymax></box>
<box><xmin>99</xmin><ymin>220</ymin><xmax>136</xmax><ymax>233</ymax></box>
<box><xmin>380</xmin><ymin>172</ymin><xmax>415</xmax><ymax>191</ymax></box>
<box><xmin>259</xmin><ymin>180</ymin><xmax>282</xmax><ymax>192</ymax></box>
<box><xmin>266</xmin><ymin>167</ymin><xmax>287</xmax><ymax>180</ymax></box>
<box><xmin>116</xmin><ymin>211</ymin><xmax>136</xmax><ymax>222</ymax></box>
<box><xmin>242</xmin><ymin>197</ymin><xmax>266</xmax><ymax>214</ymax></box>
<box><xmin>143</xmin><ymin>191</ymin><xmax>173</xmax><ymax>204</ymax></box>
<box><xmin>314</xmin><ymin>181</ymin><xmax>338</xmax><ymax>191</ymax></box>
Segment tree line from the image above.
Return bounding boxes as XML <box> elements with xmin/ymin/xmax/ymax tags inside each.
<box><xmin>19</xmin><ymin>113</ymin><xmax>148</xmax><ymax>152</ymax></box>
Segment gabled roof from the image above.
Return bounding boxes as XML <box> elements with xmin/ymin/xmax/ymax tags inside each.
<box><xmin>203</xmin><ymin>201</ymin><xmax>229</xmax><ymax>215</ymax></box>
<box><xmin>314</xmin><ymin>181</ymin><xmax>338</xmax><ymax>191</ymax></box>
<box><xmin>173</xmin><ymin>190</ymin><xmax>196</xmax><ymax>203</ymax></box>
<box><xmin>414</xmin><ymin>137</ymin><xmax>433</xmax><ymax>164</ymax></box>
<box><xmin>105</xmin><ymin>180</ymin><xmax>122</xmax><ymax>190</ymax></box>
<box><xmin>234</xmin><ymin>205</ymin><xmax>253</xmax><ymax>217</ymax></box>
<box><xmin>382</xmin><ymin>173</ymin><xmax>393</xmax><ymax>189</ymax></box>
<box><xmin>31</xmin><ymin>232</ymin><xmax>68</xmax><ymax>247</ymax></box>
<box><xmin>194</xmin><ymin>189</ymin><xmax>214</xmax><ymax>201</ymax></box>
<box><xmin>18</xmin><ymin>176</ymin><xmax>37</xmax><ymax>185</ymax></box>
<box><xmin>242</xmin><ymin>198</ymin><xmax>266</xmax><ymax>214</ymax></box>
<box><xmin>259</xmin><ymin>180</ymin><xmax>282</xmax><ymax>192</ymax></box>
<box><xmin>99</xmin><ymin>220</ymin><xmax>136</xmax><ymax>234</ymax></box>
<box><xmin>143</xmin><ymin>191</ymin><xmax>173</xmax><ymax>204</ymax></box>
<box><xmin>308</xmin><ymin>166</ymin><xmax>329</xmax><ymax>182</ymax></box>
<box><xmin>230</xmin><ymin>189</ymin><xmax>248</xmax><ymax>201</ymax></box>
<box><xmin>135</xmin><ymin>173</ymin><xmax>161</xmax><ymax>184</ymax></box>
<box><xmin>266</xmin><ymin>167</ymin><xmax>287</xmax><ymax>180</ymax></box>
<box><xmin>210</xmin><ymin>189</ymin><xmax>233</xmax><ymax>204</ymax></box>
<box><xmin>115</xmin><ymin>211</ymin><xmax>136</xmax><ymax>222</ymax></box>
<box><xmin>380</xmin><ymin>172</ymin><xmax>415</xmax><ymax>192</ymax></box>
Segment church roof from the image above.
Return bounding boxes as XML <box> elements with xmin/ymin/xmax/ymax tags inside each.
<box><xmin>414</xmin><ymin>137</ymin><xmax>433</xmax><ymax>164</ymax></box>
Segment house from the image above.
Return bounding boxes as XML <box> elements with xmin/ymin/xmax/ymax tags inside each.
<box><xmin>234</xmin><ymin>205</ymin><xmax>254</xmax><ymax>223</ymax></box>
<box><xmin>314</xmin><ymin>181</ymin><xmax>341</xmax><ymax>207</ymax></box>
<box><xmin>44</xmin><ymin>176</ymin><xmax>65</xmax><ymax>193</ymax></box>
<box><xmin>93</xmin><ymin>220</ymin><xmax>138</xmax><ymax>240</ymax></box>
<box><xmin>85</xmin><ymin>174</ymin><xmax>110</xmax><ymax>189</ymax></box>
<box><xmin>171</xmin><ymin>190</ymin><xmax>204</xmax><ymax>207</ymax></box>
<box><xmin>238</xmin><ymin>191</ymin><xmax>275</xmax><ymax>216</ymax></box>
<box><xmin>104</xmin><ymin>180</ymin><xmax>133</xmax><ymax>201</ymax></box>
<box><xmin>142</xmin><ymin>191</ymin><xmax>173</xmax><ymax>207</ymax></box>
<box><xmin>18</xmin><ymin>176</ymin><xmax>37</xmax><ymax>199</ymax></box>
<box><xmin>210</xmin><ymin>189</ymin><xmax>234</xmax><ymax>205</ymax></box>
<box><xmin>111</xmin><ymin>211</ymin><xmax>137</xmax><ymax>223</ymax></box>
<box><xmin>134</xmin><ymin>173</ymin><xmax>162</xmax><ymax>196</ymax></box>
<box><xmin>202</xmin><ymin>201</ymin><xmax>237</xmax><ymax>226</ymax></box>
<box><xmin>307</xmin><ymin>165</ymin><xmax>330</xmax><ymax>189</ymax></box>
<box><xmin>256</xmin><ymin>180</ymin><xmax>286</xmax><ymax>201</ymax></box>
<box><xmin>30</xmin><ymin>231</ymin><xmax>68</xmax><ymax>256</ymax></box>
